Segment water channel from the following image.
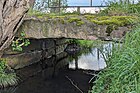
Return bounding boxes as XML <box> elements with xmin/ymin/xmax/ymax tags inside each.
<box><xmin>0</xmin><ymin>41</ymin><xmax>113</xmax><ymax>93</ymax></box>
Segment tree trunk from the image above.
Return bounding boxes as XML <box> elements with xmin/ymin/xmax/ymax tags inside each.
<box><xmin>0</xmin><ymin>0</ymin><xmax>31</xmax><ymax>57</ymax></box>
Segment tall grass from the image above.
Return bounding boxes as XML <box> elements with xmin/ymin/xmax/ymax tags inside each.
<box><xmin>99</xmin><ymin>0</ymin><xmax>140</xmax><ymax>16</ymax></box>
<box><xmin>90</xmin><ymin>25</ymin><xmax>140</xmax><ymax>93</ymax></box>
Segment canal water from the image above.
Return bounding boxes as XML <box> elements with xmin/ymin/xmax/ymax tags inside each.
<box><xmin>0</xmin><ymin>42</ymin><xmax>112</xmax><ymax>93</ymax></box>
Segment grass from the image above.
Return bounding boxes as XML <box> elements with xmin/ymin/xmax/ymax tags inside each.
<box><xmin>67</xmin><ymin>39</ymin><xmax>105</xmax><ymax>48</ymax></box>
<box><xmin>99</xmin><ymin>0</ymin><xmax>140</xmax><ymax>16</ymax></box>
<box><xmin>89</xmin><ymin>1</ymin><xmax>140</xmax><ymax>93</ymax></box>
<box><xmin>0</xmin><ymin>59</ymin><xmax>19</xmax><ymax>88</ymax></box>
<box><xmin>90</xmin><ymin>25</ymin><xmax>140</xmax><ymax>93</ymax></box>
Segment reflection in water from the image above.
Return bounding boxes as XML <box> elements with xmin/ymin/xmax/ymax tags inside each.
<box><xmin>0</xmin><ymin>42</ymin><xmax>113</xmax><ymax>93</ymax></box>
<box><xmin>0</xmin><ymin>87</ymin><xmax>17</xmax><ymax>93</ymax></box>
<box><xmin>69</xmin><ymin>43</ymin><xmax>112</xmax><ymax>70</ymax></box>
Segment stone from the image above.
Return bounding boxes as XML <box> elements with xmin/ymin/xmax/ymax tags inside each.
<box><xmin>17</xmin><ymin>17</ymin><xmax>130</xmax><ymax>40</ymax></box>
<box><xmin>3</xmin><ymin>51</ymin><xmax>42</xmax><ymax>69</ymax></box>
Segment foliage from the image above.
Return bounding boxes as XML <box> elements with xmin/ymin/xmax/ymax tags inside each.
<box><xmin>90</xmin><ymin>25</ymin><xmax>140</xmax><ymax>93</ymax></box>
<box><xmin>67</xmin><ymin>39</ymin><xmax>105</xmax><ymax>62</ymax></box>
<box><xmin>33</xmin><ymin>0</ymin><xmax>67</xmax><ymax>13</ymax></box>
<box><xmin>12</xmin><ymin>31</ymin><xmax>30</xmax><ymax>52</ymax></box>
<box><xmin>0</xmin><ymin>59</ymin><xmax>19</xmax><ymax>88</ymax></box>
<box><xmin>67</xmin><ymin>39</ymin><xmax>105</xmax><ymax>49</ymax></box>
<box><xmin>99</xmin><ymin>0</ymin><xmax>140</xmax><ymax>16</ymax></box>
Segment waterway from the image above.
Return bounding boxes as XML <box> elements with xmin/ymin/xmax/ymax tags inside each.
<box><xmin>0</xmin><ymin>42</ymin><xmax>112</xmax><ymax>93</ymax></box>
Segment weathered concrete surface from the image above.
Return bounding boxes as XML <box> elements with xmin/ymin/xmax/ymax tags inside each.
<box><xmin>16</xmin><ymin>17</ymin><xmax>130</xmax><ymax>40</ymax></box>
<box><xmin>3</xmin><ymin>51</ymin><xmax>42</xmax><ymax>69</ymax></box>
<box><xmin>2</xmin><ymin>38</ymin><xmax>67</xmax><ymax>69</ymax></box>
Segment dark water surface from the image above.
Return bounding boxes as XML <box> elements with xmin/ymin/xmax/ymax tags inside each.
<box><xmin>0</xmin><ymin>42</ymin><xmax>112</xmax><ymax>93</ymax></box>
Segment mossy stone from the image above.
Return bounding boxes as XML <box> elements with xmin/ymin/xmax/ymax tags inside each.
<box><xmin>106</xmin><ymin>24</ymin><xmax>118</xmax><ymax>36</ymax></box>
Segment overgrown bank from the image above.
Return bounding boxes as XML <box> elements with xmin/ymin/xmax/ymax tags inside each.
<box><xmin>90</xmin><ymin>0</ymin><xmax>140</xmax><ymax>93</ymax></box>
<box><xmin>90</xmin><ymin>25</ymin><xmax>140</xmax><ymax>93</ymax></box>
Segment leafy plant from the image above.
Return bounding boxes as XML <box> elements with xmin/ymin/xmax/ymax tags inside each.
<box><xmin>0</xmin><ymin>59</ymin><xmax>19</xmax><ymax>88</ymax></box>
<box><xmin>12</xmin><ymin>31</ymin><xmax>30</xmax><ymax>52</ymax></box>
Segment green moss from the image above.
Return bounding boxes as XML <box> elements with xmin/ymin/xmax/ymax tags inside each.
<box><xmin>67</xmin><ymin>17</ymin><xmax>81</xmax><ymax>23</ymax></box>
<box><xmin>96</xmin><ymin>16</ymin><xmax>110</xmax><ymax>21</ymax></box>
<box><xmin>76</xmin><ymin>21</ymin><xmax>85</xmax><ymax>26</ymax></box>
<box><xmin>106</xmin><ymin>24</ymin><xmax>118</xmax><ymax>36</ymax></box>
<box><xmin>28</xmin><ymin>12</ymin><xmax>138</xmax><ymax>27</ymax></box>
<box><xmin>88</xmin><ymin>16</ymin><xmax>137</xmax><ymax>26</ymax></box>
<box><xmin>49</xmin><ymin>16</ymin><xmax>66</xmax><ymax>19</ymax></box>
<box><xmin>67</xmin><ymin>17</ymin><xmax>84</xmax><ymax>26</ymax></box>
<box><xmin>84</xmin><ymin>15</ymin><xmax>96</xmax><ymax>20</ymax></box>
<box><xmin>58</xmin><ymin>18</ymin><xmax>65</xmax><ymax>24</ymax></box>
<box><xmin>90</xmin><ymin>19</ymin><xmax>121</xmax><ymax>25</ymax></box>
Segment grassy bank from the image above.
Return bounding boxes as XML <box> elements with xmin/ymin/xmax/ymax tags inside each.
<box><xmin>90</xmin><ymin>25</ymin><xmax>140</xmax><ymax>93</ymax></box>
<box><xmin>89</xmin><ymin>1</ymin><xmax>140</xmax><ymax>93</ymax></box>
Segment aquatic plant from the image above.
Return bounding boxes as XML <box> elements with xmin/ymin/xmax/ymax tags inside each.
<box><xmin>90</xmin><ymin>25</ymin><xmax>140</xmax><ymax>93</ymax></box>
<box><xmin>0</xmin><ymin>59</ymin><xmax>19</xmax><ymax>88</ymax></box>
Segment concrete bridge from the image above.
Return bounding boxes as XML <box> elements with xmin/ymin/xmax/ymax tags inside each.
<box><xmin>17</xmin><ymin>15</ymin><xmax>132</xmax><ymax>40</ymax></box>
<box><xmin>2</xmin><ymin>15</ymin><xmax>134</xmax><ymax>73</ymax></box>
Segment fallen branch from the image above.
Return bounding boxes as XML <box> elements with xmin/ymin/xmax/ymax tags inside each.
<box><xmin>82</xmin><ymin>71</ymin><xmax>99</xmax><ymax>83</ymax></box>
<box><xmin>83</xmin><ymin>71</ymin><xmax>98</xmax><ymax>76</ymax></box>
<box><xmin>65</xmin><ymin>76</ymin><xmax>84</xmax><ymax>93</ymax></box>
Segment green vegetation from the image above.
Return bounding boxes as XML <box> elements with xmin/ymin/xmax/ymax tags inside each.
<box><xmin>67</xmin><ymin>39</ymin><xmax>105</xmax><ymax>61</ymax></box>
<box><xmin>0</xmin><ymin>59</ymin><xmax>19</xmax><ymax>88</ymax></box>
<box><xmin>67</xmin><ymin>17</ymin><xmax>84</xmax><ymax>26</ymax></box>
<box><xmin>89</xmin><ymin>0</ymin><xmax>140</xmax><ymax>93</ymax></box>
<box><xmin>67</xmin><ymin>39</ymin><xmax>105</xmax><ymax>48</ymax></box>
<box><xmin>11</xmin><ymin>0</ymin><xmax>140</xmax><ymax>91</ymax></box>
<box><xmin>27</xmin><ymin>10</ymin><xmax>138</xmax><ymax>28</ymax></box>
<box><xmin>106</xmin><ymin>24</ymin><xmax>118</xmax><ymax>36</ymax></box>
<box><xmin>33</xmin><ymin>0</ymin><xmax>67</xmax><ymax>13</ymax></box>
<box><xmin>85</xmin><ymin>15</ymin><xmax>138</xmax><ymax>26</ymax></box>
<box><xmin>99</xmin><ymin>0</ymin><xmax>140</xmax><ymax>16</ymax></box>
<box><xmin>12</xmin><ymin>31</ymin><xmax>30</xmax><ymax>52</ymax></box>
<box><xmin>90</xmin><ymin>25</ymin><xmax>140</xmax><ymax>93</ymax></box>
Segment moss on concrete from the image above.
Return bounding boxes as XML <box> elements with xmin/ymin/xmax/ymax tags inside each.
<box><xmin>27</xmin><ymin>13</ymin><xmax>138</xmax><ymax>27</ymax></box>
<box><xmin>106</xmin><ymin>24</ymin><xmax>118</xmax><ymax>36</ymax></box>
<box><xmin>67</xmin><ymin>17</ymin><xmax>84</xmax><ymax>26</ymax></box>
<box><xmin>67</xmin><ymin>17</ymin><xmax>81</xmax><ymax>23</ymax></box>
<box><xmin>85</xmin><ymin>15</ymin><xmax>138</xmax><ymax>26</ymax></box>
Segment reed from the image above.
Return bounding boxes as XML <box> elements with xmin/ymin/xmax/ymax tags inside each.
<box><xmin>90</xmin><ymin>25</ymin><xmax>140</xmax><ymax>93</ymax></box>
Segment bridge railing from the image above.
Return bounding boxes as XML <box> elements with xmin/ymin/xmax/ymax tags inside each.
<box><xmin>47</xmin><ymin>0</ymin><xmax>107</xmax><ymax>14</ymax></box>
<box><xmin>48</xmin><ymin>6</ymin><xmax>107</xmax><ymax>14</ymax></box>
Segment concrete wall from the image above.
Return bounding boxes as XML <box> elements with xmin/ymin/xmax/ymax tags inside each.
<box><xmin>2</xmin><ymin>38</ymin><xmax>67</xmax><ymax>69</ymax></box>
<box><xmin>17</xmin><ymin>18</ymin><xmax>130</xmax><ymax>40</ymax></box>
